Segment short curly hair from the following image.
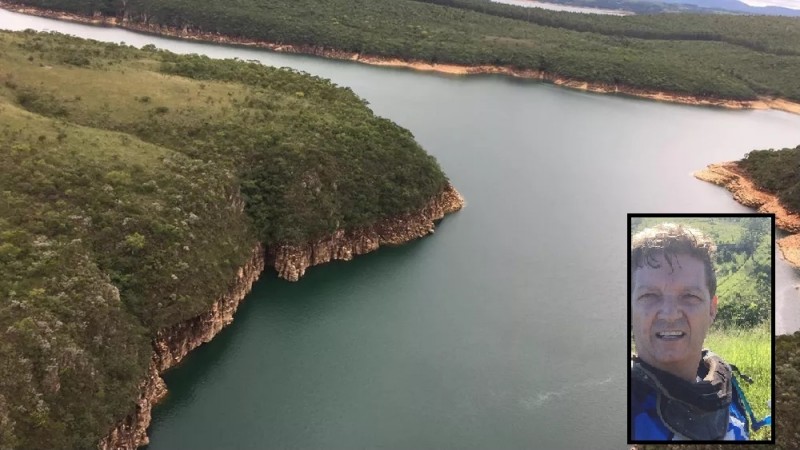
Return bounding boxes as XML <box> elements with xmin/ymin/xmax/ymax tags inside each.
<box><xmin>631</xmin><ymin>223</ymin><xmax>717</xmax><ymax>298</ymax></box>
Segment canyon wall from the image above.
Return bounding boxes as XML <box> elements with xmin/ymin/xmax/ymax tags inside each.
<box><xmin>269</xmin><ymin>183</ymin><xmax>465</xmax><ymax>281</ymax></box>
<box><xmin>96</xmin><ymin>184</ymin><xmax>463</xmax><ymax>449</ymax></box>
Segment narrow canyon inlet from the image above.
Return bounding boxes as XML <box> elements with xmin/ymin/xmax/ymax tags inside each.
<box><xmin>2</xmin><ymin>9</ymin><xmax>800</xmax><ymax>450</ymax></box>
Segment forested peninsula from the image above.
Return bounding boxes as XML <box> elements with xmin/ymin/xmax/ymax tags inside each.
<box><xmin>0</xmin><ymin>30</ymin><xmax>462</xmax><ymax>449</ymax></box>
<box><xmin>2</xmin><ymin>0</ymin><xmax>800</xmax><ymax>113</ymax></box>
<box><xmin>696</xmin><ymin>146</ymin><xmax>800</xmax><ymax>270</ymax></box>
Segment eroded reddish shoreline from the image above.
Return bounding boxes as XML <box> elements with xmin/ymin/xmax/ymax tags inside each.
<box><xmin>695</xmin><ymin>162</ymin><xmax>800</xmax><ymax>269</ymax></box>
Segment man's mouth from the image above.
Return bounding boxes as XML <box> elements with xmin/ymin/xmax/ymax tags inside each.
<box><xmin>655</xmin><ymin>331</ymin><xmax>686</xmax><ymax>340</ymax></box>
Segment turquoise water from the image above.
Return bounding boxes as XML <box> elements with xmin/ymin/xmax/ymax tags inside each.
<box><xmin>2</xmin><ymin>9</ymin><xmax>800</xmax><ymax>449</ymax></box>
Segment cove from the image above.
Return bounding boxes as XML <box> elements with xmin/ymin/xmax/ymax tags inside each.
<box><xmin>2</xmin><ymin>8</ymin><xmax>800</xmax><ymax>449</ymax></box>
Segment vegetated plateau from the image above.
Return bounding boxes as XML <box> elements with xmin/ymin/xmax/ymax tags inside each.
<box><xmin>0</xmin><ymin>30</ymin><xmax>457</xmax><ymax>448</ymax></box>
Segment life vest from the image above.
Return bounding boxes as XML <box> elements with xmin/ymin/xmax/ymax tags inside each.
<box><xmin>630</xmin><ymin>351</ymin><xmax>749</xmax><ymax>441</ymax></box>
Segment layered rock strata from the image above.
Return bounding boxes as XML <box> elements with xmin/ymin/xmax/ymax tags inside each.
<box><xmin>2</xmin><ymin>0</ymin><xmax>799</xmax><ymax>115</ymax></box>
<box><xmin>694</xmin><ymin>162</ymin><xmax>800</xmax><ymax>268</ymax></box>
<box><xmin>98</xmin><ymin>243</ymin><xmax>266</xmax><ymax>450</ymax></box>
<box><xmin>269</xmin><ymin>182</ymin><xmax>465</xmax><ymax>281</ymax></box>
<box><xmin>96</xmin><ymin>184</ymin><xmax>463</xmax><ymax>448</ymax></box>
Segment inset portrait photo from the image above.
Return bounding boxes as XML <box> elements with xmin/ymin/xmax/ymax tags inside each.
<box><xmin>628</xmin><ymin>215</ymin><xmax>775</xmax><ymax>444</ymax></box>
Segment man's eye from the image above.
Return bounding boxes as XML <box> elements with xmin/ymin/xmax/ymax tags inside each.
<box><xmin>638</xmin><ymin>293</ymin><xmax>657</xmax><ymax>301</ymax></box>
<box><xmin>683</xmin><ymin>294</ymin><xmax>702</xmax><ymax>303</ymax></box>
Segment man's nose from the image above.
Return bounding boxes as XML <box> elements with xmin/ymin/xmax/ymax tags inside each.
<box><xmin>656</xmin><ymin>295</ymin><xmax>682</xmax><ymax>321</ymax></box>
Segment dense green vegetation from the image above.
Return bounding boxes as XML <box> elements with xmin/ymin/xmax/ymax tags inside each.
<box><xmin>739</xmin><ymin>145</ymin><xmax>800</xmax><ymax>213</ymax></box>
<box><xmin>7</xmin><ymin>0</ymin><xmax>800</xmax><ymax>101</ymax></box>
<box><xmin>0</xmin><ymin>30</ymin><xmax>447</xmax><ymax>448</ymax></box>
<box><xmin>631</xmin><ymin>217</ymin><xmax>772</xmax><ymax>328</ymax></box>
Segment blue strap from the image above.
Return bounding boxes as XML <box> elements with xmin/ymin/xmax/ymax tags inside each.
<box><xmin>731</xmin><ymin>376</ymin><xmax>771</xmax><ymax>431</ymax></box>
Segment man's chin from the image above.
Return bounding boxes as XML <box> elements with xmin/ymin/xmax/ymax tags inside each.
<box><xmin>650</xmin><ymin>350</ymin><xmax>695</xmax><ymax>372</ymax></box>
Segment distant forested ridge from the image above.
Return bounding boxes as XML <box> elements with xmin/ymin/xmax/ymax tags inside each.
<box><xmin>4</xmin><ymin>0</ymin><xmax>800</xmax><ymax>102</ymax></box>
<box><xmin>0</xmin><ymin>30</ymin><xmax>447</xmax><ymax>448</ymax></box>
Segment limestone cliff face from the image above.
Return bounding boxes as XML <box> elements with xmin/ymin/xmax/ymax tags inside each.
<box><xmin>98</xmin><ymin>244</ymin><xmax>265</xmax><ymax>450</ymax></box>
<box><xmin>269</xmin><ymin>183</ymin><xmax>464</xmax><ymax>281</ymax></box>
<box><xmin>97</xmin><ymin>358</ymin><xmax>166</xmax><ymax>450</ymax></box>
<box><xmin>96</xmin><ymin>184</ymin><xmax>464</xmax><ymax>449</ymax></box>
<box><xmin>695</xmin><ymin>162</ymin><xmax>800</xmax><ymax>268</ymax></box>
<box><xmin>150</xmin><ymin>251</ymin><xmax>266</xmax><ymax>372</ymax></box>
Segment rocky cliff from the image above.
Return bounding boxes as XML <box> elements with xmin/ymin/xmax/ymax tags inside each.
<box><xmin>96</xmin><ymin>183</ymin><xmax>463</xmax><ymax>449</ymax></box>
<box><xmin>694</xmin><ymin>162</ymin><xmax>800</xmax><ymax>268</ymax></box>
<box><xmin>97</xmin><ymin>243</ymin><xmax>266</xmax><ymax>450</ymax></box>
<box><xmin>269</xmin><ymin>182</ymin><xmax>464</xmax><ymax>281</ymax></box>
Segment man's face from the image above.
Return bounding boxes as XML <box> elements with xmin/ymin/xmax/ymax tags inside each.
<box><xmin>632</xmin><ymin>252</ymin><xmax>717</xmax><ymax>379</ymax></box>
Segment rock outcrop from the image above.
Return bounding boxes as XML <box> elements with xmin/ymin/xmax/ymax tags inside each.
<box><xmin>97</xmin><ymin>359</ymin><xmax>167</xmax><ymax>450</ymax></box>
<box><xmin>269</xmin><ymin>182</ymin><xmax>465</xmax><ymax>281</ymax></box>
<box><xmin>98</xmin><ymin>243</ymin><xmax>266</xmax><ymax>450</ymax></box>
<box><xmin>96</xmin><ymin>183</ymin><xmax>464</xmax><ymax>448</ymax></box>
<box><xmin>694</xmin><ymin>162</ymin><xmax>800</xmax><ymax>268</ymax></box>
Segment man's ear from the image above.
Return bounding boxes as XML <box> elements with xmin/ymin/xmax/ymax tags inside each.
<box><xmin>710</xmin><ymin>295</ymin><xmax>718</xmax><ymax>321</ymax></box>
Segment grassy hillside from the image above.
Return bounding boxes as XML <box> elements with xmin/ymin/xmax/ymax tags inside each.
<box><xmin>705</xmin><ymin>326</ymin><xmax>772</xmax><ymax>441</ymax></box>
<box><xmin>0</xmin><ymin>30</ymin><xmax>448</xmax><ymax>448</ymax></box>
<box><xmin>6</xmin><ymin>0</ymin><xmax>800</xmax><ymax>101</ymax></box>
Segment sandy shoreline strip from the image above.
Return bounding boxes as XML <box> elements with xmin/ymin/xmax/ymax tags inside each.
<box><xmin>2</xmin><ymin>1</ymin><xmax>800</xmax><ymax>116</ymax></box>
<box><xmin>694</xmin><ymin>162</ymin><xmax>800</xmax><ymax>269</ymax></box>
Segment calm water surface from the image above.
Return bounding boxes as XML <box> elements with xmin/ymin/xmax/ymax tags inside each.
<box><xmin>2</xmin><ymin>9</ymin><xmax>800</xmax><ymax>449</ymax></box>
